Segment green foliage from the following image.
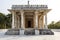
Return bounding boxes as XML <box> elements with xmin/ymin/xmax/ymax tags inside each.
<box><xmin>48</xmin><ymin>21</ymin><xmax>60</xmax><ymax>29</ymax></box>
<box><xmin>0</xmin><ymin>13</ymin><xmax>12</xmax><ymax>29</ymax></box>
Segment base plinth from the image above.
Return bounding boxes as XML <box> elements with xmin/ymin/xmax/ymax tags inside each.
<box><xmin>39</xmin><ymin>29</ymin><xmax>54</xmax><ymax>35</ymax></box>
<box><xmin>5</xmin><ymin>29</ymin><xmax>20</xmax><ymax>35</ymax></box>
<box><xmin>20</xmin><ymin>29</ymin><xmax>24</xmax><ymax>35</ymax></box>
<box><xmin>5</xmin><ymin>29</ymin><xmax>54</xmax><ymax>35</ymax></box>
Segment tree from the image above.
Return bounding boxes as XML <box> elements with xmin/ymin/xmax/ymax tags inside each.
<box><xmin>0</xmin><ymin>13</ymin><xmax>12</xmax><ymax>29</ymax></box>
<box><xmin>0</xmin><ymin>13</ymin><xmax>6</xmax><ymax>29</ymax></box>
<box><xmin>48</xmin><ymin>21</ymin><xmax>55</xmax><ymax>29</ymax></box>
<box><xmin>6</xmin><ymin>14</ymin><xmax>12</xmax><ymax>28</ymax></box>
<box><xmin>54</xmin><ymin>21</ymin><xmax>60</xmax><ymax>29</ymax></box>
<box><xmin>48</xmin><ymin>21</ymin><xmax>60</xmax><ymax>29</ymax></box>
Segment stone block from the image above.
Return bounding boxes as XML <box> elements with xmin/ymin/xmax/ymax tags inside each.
<box><xmin>39</xmin><ymin>29</ymin><xmax>54</xmax><ymax>35</ymax></box>
<box><xmin>35</xmin><ymin>30</ymin><xmax>39</xmax><ymax>35</ymax></box>
<box><xmin>20</xmin><ymin>29</ymin><xmax>24</xmax><ymax>35</ymax></box>
<box><xmin>5</xmin><ymin>29</ymin><xmax>20</xmax><ymax>35</ymax></box>
<box><xmin>24</xmin><ymin>29</ymin><xmax>35</xmax><ymax>35</ymax></box>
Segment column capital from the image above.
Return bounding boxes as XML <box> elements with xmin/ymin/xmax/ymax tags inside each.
<box><xmin>35</xmin><ymin>10</ymin><xmax>39</xmax><ymax>14</ymax></box>
<box><xmin>20</xmin><ymin>10</ymin><xmax>24</xmax><ymax>13</ymax></box>
<box><xmin>11</xmin><ymin>11</ymin><xmax>15</xmax><ymax>13</ymax></box>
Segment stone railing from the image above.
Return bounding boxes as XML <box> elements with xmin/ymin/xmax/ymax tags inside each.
<box><xmin>12</xmin><ymin>5</ymin><xmax>48</xmax><ymax>10</ymax></box>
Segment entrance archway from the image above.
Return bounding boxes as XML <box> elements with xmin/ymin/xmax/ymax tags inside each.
<box><xmin>25</xmin><ymin>18</ymin><xmax>33</xmax><ymax>28</ymax></box>
<box><xmin>28</xmin><ymin>20</ymin><xmax>31</xmax><ymax>28</ymax></box>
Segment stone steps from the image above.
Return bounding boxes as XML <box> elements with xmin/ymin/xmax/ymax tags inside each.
<box><xmin>39</xmin><ymin>29</ymin><xmax>54</xmax><ymax>35</ymax></box>
<box><xmin>24</xmin><ymin>29</ymin><xmax>35</xmax><ymax>35</ymax></box>
<box><xmin>5</xmin><ymin>29</ymin><xmax>20</xmax><ymax>35</ymax></box>
<box><xmin>5</xmin><ymin>29</ymin><xmax>54</xmax><ymax>35</ymax></box>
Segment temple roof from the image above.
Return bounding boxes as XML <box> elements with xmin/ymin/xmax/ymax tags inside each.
<box><xmin>12</xmin><ymin>5</ymin><xmax>48</xmax><ymax>10</ymax></box>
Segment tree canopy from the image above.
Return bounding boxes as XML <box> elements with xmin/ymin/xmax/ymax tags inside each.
<box><xmin>48</xmin><ymin>21</ymin><xmax>60</xmax><ymax>29</ymax></box>
<box><xmin>0</xmin><ymin>13</ymin><xmax>12</xmax><ymax>29</ymax></box>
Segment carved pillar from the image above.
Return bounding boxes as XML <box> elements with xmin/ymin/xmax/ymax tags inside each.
<box><xmin>40</xmin><ymin>15</ymin><xmax>42</xmax><ymax>29</ymax></box>
<box><xmin>20</xmin><ymin>11</ymin><xmax>25</xmax><ymax>29</ymax></box>
<box><xmin>12</xmin><ymin>11</ymin><xmax>17</xmax><ymax>29</ymax></box>
<box><xmin>39</xmin><ymin>16</ymin><xmax>42</xmax><ymax>29</ymax></box>
<box><xmin>42</xmin><ymin>15</ymin><xmax>44</xmax><ymax>29</ymax></box>
<box><xmin>35</xmin><ymin>11</ymin><xmax>39</xmax><ymax>35</ymax></box>
<box><xmin>17</xmin><ymin>16</ymin><xmax>20</xmax><ymax>29</ymax></box>
<box><xmin>12</xmin><ymin>11</ymin><xmax>15</xmax><ymax>29</ymax></box>
<box><xmin>14</xmin><ymin>12</ymin><xmax>17</xmax><ymax>29</ymax></box>
<box><xmin>45</xmin><ymin>14</ymin><xmax>48</xmax><ymax>29</ymax></box>
<box><xmin>20</xmin><ymin>11</ymin><xmax>25</xmax><ymax>35</ymax></box>
<box><xmin>35</xmin><ymin>11</ymin><xmax>38</xmax><ymax>29</ymax></box>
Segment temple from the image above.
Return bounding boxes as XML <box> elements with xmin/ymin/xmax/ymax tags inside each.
<box><xmin>5</xmin><ymin>2</ymin><xmax>54</xmax><ymax>35</ymax></box>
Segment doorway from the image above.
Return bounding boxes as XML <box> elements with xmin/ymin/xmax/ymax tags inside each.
<box><xmin>28</xmin><ymin>20</ymin><xmax>31</xmax><ymax>28</ymax></box>
<box><xmin>25</xmin><ymin>18</ymin><xmax>33</xmax><ymax>28</ymax></box>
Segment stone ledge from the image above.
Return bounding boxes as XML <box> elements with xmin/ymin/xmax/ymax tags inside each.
<box><xmin>5</xmin><ymin>29</ymin><xmax>54</xmax><ymax>35</ymax></box>
<box><xmin>39</xmin><ymin>29</ymin><xmax>54</xmax><ymax>35</ymax></box>
<box><xmin>24</xmin><ymin>29</ymin><xmax>35</xmax><ymax>35</ymax></box>
<box><xmin>5</xmin><ymin>29</ymin><xmax>20</xmax><ymax>35</ymax></box>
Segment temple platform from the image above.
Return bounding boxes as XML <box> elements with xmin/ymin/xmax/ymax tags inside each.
<box><xmin>5</xmin><ymin>29</ymin><xmax>54</xmax><ymax>35</ymax></box>
<box><xmin>5</xmin><ymin>29</ymin><xmax>20</xmax><ymax>35</ymax></box>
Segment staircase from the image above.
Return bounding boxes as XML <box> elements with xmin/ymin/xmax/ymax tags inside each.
<box><xmin>24</xmin><ymin>28</ymin><xmax>35</xmax><ymax>35</ymax></box>
<box><xmin>39</xmin><ymin>29</ymin><xmax>54</xmax><ymax>35</ymax></box>
<box><xmin>5</xmin><ymin>29</ymin><xmax>20</xmax><ymax>35</ymax></box>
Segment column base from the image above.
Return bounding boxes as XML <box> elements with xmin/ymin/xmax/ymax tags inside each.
<box><xmin>35</xmin><ymin>29</ymin><xmax>39</xmax><ymax>35</ymax></box>
<box><xmin>20</xmin><ymin>29</ymin><xmax>24</xmax><ymax>35</ymax></box>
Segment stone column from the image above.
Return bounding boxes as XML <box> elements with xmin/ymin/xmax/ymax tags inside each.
<box><xmin>35</xmin><ymin>11</ymin><xmax>39</xmax><ymax>35</ymax></box>
<box><xmin>14</xmin><ymin>13</ymin><xmax>17</xmax><ymax>29</ymax></box>
<box><xmin>45</xmin><ymin>14</ymin><xmax>48</xmax><ymax>29</ymax></box>
<box><xmin>17</xmin><ymin>16</ymin><xmax>20</xmax><ymax>29</ymax></box>
<box><xmin>40</xmin><ymin>16</ymin><xmax>42</xmax><ymax>29</ymax></box>
<box><xmin>42</xmin><ymin>15</ymin><xmax>44</xmax><ymax>29</ymax></box>
<box><xmin>21</xmin><ymin>11</ymin><xmax>25</xmax><ymax>29</ymax></box>
<box><xmin>12</xmin><ymin>11</ymin><xmax>15</xmax><ymax>29</ymax></box>
<box><xmin>20</xmin><ymin>11</ymin><xmax>25</xmax><ymax>35</ymax></box>
<box><xmin>35</xmin><ymin>11</ymin><xmax>38</xmax><ymax>29</ymax></box>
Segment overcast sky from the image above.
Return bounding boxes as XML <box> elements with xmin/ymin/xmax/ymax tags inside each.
<box><xmin>0</xmin><ymin>0</ymin><xmax>60</xmax><ymax>24</ymax></box>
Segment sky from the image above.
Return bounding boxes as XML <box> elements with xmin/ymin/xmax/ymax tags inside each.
<box><xmin>0</xmin><ymin>0</ymin><xmax>60</xmax><ymax>24</ymax></box>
